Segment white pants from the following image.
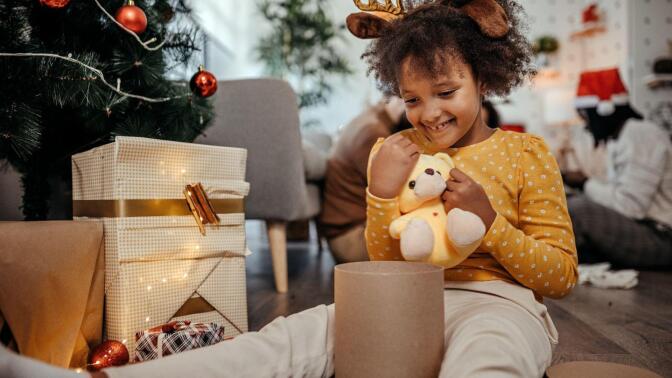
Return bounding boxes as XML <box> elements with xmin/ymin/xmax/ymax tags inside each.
<box><xmin>1</xmin><ymin>281</ymin><xmax>555</xmax><ymax>378</ymax></box>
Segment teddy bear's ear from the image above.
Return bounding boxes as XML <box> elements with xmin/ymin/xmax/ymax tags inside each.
<box><xmin>433</xmin><ymin>152</ymin><xmax>455</xmax><ymax>169</ymax></box>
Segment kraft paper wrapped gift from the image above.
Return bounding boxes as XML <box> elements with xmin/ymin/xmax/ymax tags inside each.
<box><xmin>71</xmin><ymin>136</ymin><xmax>249</xmax><ymax>357</ymax></box>
<box><xmin>0</xmin><ymin>221</ymin><xmax>105</xmax><ymax>368</ymax></box>
<box><xmin>335</xmin><ymin>261</ymin><xmax>445</xmax><ymax>378</ymax></box>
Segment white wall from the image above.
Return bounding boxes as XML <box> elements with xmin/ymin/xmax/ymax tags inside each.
<box><xmin>628</xmin><ymin>0</ymin><xmax>672</xmax><ymax>115</ymax></box>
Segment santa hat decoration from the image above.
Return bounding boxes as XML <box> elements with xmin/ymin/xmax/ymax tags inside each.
<box><xmin>575</xmin><ymin>68</ymin><xmax>629</xmax><ymax>116</ymax></box>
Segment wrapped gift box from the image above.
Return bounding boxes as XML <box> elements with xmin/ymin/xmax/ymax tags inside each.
<box><xmin>72</xmin><ymin>136</ymin><xmax>249</xmax><ymax>357</ymax></box>
<box><xmin>134</xmin><ymin>321</ymin><xmax>227</xmax><ymax>362</ymax></box>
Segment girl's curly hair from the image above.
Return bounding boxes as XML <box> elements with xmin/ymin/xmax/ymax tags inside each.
<box><xmin>363</xmin><ymin>0</ymin><xmax>536</xmax><ymax>97</ymax></box>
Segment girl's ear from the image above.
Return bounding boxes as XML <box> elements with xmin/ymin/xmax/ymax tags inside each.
<box><xmin>346</xmin><ymin>12</ymin><xmax>398</xmax><ymax>39</ymax></box>
<box><xmin>441</xmin><ymin>0</ymin><xmax>509</xmax><ymax>38</ymax></box>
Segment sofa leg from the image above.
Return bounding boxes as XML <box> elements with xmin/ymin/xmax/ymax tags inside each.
<box><xmin>266</xmin><ymin>220</ymin><xmax>288</xmax><ymax>293</ymax></box>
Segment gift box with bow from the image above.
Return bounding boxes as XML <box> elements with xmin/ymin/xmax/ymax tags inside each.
<box><xmin>72</xmin><ymin>136</ymin><xmax>249</xmax><ymax>357</ymax></box>
<box><xmin>134</xmin><ymin>321</ymin><xmax>228</xmax><ymax>362</ymax></box>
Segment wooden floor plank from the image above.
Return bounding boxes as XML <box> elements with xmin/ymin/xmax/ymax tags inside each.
<box><xmin>548</xmin><ymin>283</ymin><xmax>672</xmax><ymax>375</ymax></box>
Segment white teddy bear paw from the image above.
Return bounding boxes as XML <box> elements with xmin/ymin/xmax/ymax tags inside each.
<box><xmin>400</xmin><ymin>218</ymin><xmax>434</xmax><ymax>261</ymax></box>
<box><xmin>446</xmin><ymin>208</ymin><xmax>486</xmax><ymax>247</ymax></box>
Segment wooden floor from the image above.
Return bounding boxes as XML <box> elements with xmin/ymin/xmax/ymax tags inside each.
<box><xmin>244</xmin><ymin>221</ymin><xmax>672</xmax><ymax>377</ymax></box>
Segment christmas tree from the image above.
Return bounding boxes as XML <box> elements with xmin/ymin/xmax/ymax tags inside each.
<box><xmin>0</xmin><ymin>0</ymin><xmax>214</xmax><ymax>220</ymax></box>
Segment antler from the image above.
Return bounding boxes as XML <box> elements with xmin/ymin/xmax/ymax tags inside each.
<box><xmin>353</xmin><ymin>0</ymin><xmax>405</xmax><ymax>15</ymax></box>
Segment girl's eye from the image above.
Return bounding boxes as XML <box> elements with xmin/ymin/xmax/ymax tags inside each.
<box><xmin>409</xmin><ymin>180</ymin><xmax>416</xmax><ymax>189</ymax></box>
<box><xmin>439</xmin><ymin>90</ymin><xmax>456</xmax><ymax>97</ymax></box>
<box><xmin>404</xmin><ymin>98</ymin><xmax>418</xmax><ymax>105</ymax></box>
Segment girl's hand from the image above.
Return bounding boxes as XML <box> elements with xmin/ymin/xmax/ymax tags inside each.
<box><xmin>369</xmin><ymin>134</ymin><xmax>420</xmax><ymax>199</ymax></box>
<box><xmin>442</xmin><ymin>168</ymin><xmax>497</xmax><ymax>230</ymax></box>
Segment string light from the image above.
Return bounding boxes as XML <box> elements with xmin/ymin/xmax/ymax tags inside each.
<box><xmin>0</xmin><ymin>52</ymin><xmax>190</xmax><ymax>103</ymax></box>
<box><xmin>92</xmin><ymin>0</ymin><xmax>166</xmax><ymax>51</ymax></box>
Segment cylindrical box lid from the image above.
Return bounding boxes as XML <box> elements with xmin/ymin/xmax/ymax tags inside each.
<box><xmin>335</xmin><ymin>261</ymin><xmax>445</xmax><ymax>378</ymax></box>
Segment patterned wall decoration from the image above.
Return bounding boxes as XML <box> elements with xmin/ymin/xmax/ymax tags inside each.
<box><xmin>628</xmin><ymin>0</ymin><xmax>672</xmax><ymax>116</ymax></box>
<box><xmin>505</xmin><ymin>0</ymin><xmax>671</xmax><ymax>150</ymax></box>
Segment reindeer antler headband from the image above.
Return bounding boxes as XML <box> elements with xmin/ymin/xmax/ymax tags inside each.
<box><xmin>347</xmin><ymin>0</ymin><xmax>510</xmax><ymax>40</ymax></box>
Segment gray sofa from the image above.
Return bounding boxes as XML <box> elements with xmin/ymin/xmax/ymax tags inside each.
<box><xmin>197</xmin><ymin>78</ymin><xmax>329</xmax><ymax>293</ymax></box>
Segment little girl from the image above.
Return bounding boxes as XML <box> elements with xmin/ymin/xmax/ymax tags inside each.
<box><xmin>362</xmin><ymin>1</ymin><xmax>578</xmax><ymax>376</ymax></box>
<box><xmin>1</xmin><ymin>1</ymin><xmax>577</xmax><ymax>377</ymax></box>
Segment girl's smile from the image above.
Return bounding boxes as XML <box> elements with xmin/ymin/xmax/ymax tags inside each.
<box><xmin>398</xmin><ymin>55</ymin><xmax>494</xmax><ymax>149</ymax></box>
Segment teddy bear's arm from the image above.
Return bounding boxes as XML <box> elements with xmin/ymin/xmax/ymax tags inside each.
<box><xmin>389</xmin><ymin>214</ymin><xmax>412</xmax><ymax>239</ymax></box>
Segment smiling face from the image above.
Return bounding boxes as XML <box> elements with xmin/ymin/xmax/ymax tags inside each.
<box><xmin>399</xmin><ymin>54</ymin><xmax>492</xmax><ymax>149</ymax></box>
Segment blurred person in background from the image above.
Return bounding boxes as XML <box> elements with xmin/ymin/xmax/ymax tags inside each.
<box><xmin>319</xmin><ymin>98</ymin><xmax>411</xmax><ymax>263</ymax></box>
<box><xmin>565</xmin><ymin>68</ymin><xmax>672</xmax><ymax>268</ymax></box>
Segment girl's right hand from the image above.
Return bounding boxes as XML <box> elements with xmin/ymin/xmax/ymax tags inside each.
<box><xmin>368</xmin><ymin>134</ymin><xmax>420</xmax><ymax>199</ymax></box>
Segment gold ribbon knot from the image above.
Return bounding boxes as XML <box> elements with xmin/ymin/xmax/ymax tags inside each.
<box><xmin>183</xmin><ymin>183</ymin><xmax>220</xmax><ymax>236</ymax></box>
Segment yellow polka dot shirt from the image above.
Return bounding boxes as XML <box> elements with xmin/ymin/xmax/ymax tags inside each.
<box><xmin>365</xmin><ymin>128</ymin><xmax>579</xmax><ymax>300</ymax></box>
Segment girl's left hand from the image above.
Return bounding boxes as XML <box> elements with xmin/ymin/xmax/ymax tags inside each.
<box><xmin>442</xmin><ymin>168</ymin><xmax>497</xmax><ymax>231</ymax></box>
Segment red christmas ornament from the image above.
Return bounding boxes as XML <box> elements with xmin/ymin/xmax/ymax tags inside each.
<box><xmin>39</xmin><ymin>0</ymin><xmax>71</xmax><ymax>8</ymax></box>
<box><xmin>87</xmin><ymin>340</ymin><xmax>130</xmax><ymax>372</ymax></box>
<box><xmin>115</xmin><ymin>0</ymin><xmax>148</xmax><ymax>34</ymax></box>
<box><xmin>190</xmin><ymin>66</ymin><xmax>218</xmax><ymax>98</ymax></box>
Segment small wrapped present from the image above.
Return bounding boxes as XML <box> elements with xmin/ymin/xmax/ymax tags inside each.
<box><xmin>134</xmin><ymin>321</ymin><xmax>227</xmax><ymax>361</ymax></box>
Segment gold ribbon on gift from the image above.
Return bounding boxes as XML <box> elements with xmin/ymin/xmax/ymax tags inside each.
<box><xmin>73</xmin><ymin>184</ymin><xmax>243</xmax><ymax>236</ymax></box>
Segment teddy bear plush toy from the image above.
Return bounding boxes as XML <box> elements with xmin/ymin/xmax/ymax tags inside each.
<box><xmin>389</xmin><ymin>153</ymin><xmax>486</xmax><ymax>267</ymax></box>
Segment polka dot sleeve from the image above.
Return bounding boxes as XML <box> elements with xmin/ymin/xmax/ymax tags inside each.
<box><xmin>480</xmin><ymin>135</ymin><xmax>579</xmax><ymax>298</ymax></box>
<box><xmin>365</xmin><ymin>138</ymin><xmax>404</xmax><ymax>261</ymax></box>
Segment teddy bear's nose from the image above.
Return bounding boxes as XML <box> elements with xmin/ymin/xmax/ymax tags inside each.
<box><xmin>425</xmin><ymin>168</ymin><xmax>435</xmax><ymax>175</ymax></box>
